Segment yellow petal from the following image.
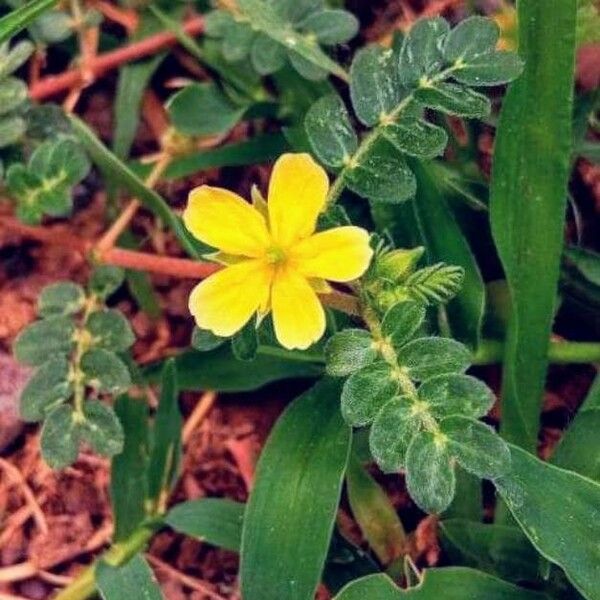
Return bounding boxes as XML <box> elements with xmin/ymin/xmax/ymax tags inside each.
<box><xmin>271</xmin><ymin>266</ymin><xmax>326</xmax><ymax>350</ymax></box>
<box><xmin>268</xmin><ymin>153</ymin><xmax>329</xmax><ymax>247</ymax></box>
<box><xmin>290</xmin><ymin>226</ymin><xmax>373</xmax><ymax>282</ymax></box>
<box><xmin>189</xmin><ymin>260</ymin><xmax>273</xmax><ymax>337</ymax></box>
<box><xmin>183</xmin><ymin>186</ymin><xmax>270</xmax><ymax>257</ymax></box>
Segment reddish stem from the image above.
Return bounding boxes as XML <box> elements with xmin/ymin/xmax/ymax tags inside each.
<box><xmin>29</xmin><ymin>16</ymin><xmax>205</xmax><ymax>100</ymax></box>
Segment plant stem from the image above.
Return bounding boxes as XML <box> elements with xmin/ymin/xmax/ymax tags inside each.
<box><xmin>29</xmin><ymin>16</ymin><xmax>205</xmax><ymax>100</ymax></box>
<box><xmin>473</xmin><ymin>339</ymin><xmax>600</xmax><ymax>366</ymax></box>
<box><xmin>54</xmin><ymin>525</ymin><xmax>157</xmax><ymax>600</ymax></box>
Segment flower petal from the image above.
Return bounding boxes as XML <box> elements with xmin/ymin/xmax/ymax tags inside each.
<box><xmin>271</xmin><ymin>266</ymin><xmax>326</xmax><ymax>350</ymax></box>
<box><xmin>184</xmin><ymin>186</ymin><xmax>270</xmax><ymax>257</ymax></box>
<box><xmin>268</xmin><ymin>153</ymin><xmax>329</xmax><ymax>247</ymax></box>
<box><xmin>290</xmin><ymin>226</ymin><xmax>373</xmax><ymax>282</ymax></box>
<box><xmin>189</xmin><ymin>260</ymin><xmax>272</xmax><ymax>337</ymax></box>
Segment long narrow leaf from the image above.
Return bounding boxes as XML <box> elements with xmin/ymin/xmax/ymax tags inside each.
<box><xmin>0</xmin><ymin>0</ymin><xmax>57</xmax><ymax>43</ymax></box>
<box><xmin>489</xmin><ymin>0</ymin><xmax>577</xmax><ymax>450</ymax></box>
<box><xmin>240</xmin><ymin>378</ymin><xmax>351</xmax><ymax>600</ymax></box>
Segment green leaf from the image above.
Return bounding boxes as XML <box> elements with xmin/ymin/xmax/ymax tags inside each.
<box><xmin>236</xmin><ymin>0</ymin><xmax>349</xmax><ymax>80</ymax></box>
<box><xmin>86</xmin><ymin>310</ymin><xmax>135</xmax><ymax>352</ymax></box>
<box><xmin>14</xmin><ymin>316</ymin><xmax>75</xmax><ymax>366</ymax></box>
<box><xmin>381</xmin><ymin>118</ymin><xmax>448</xmax><ymax>160</ymax></box>
<box><xmin>96</xmin><ymin>555</ymin><xmax>164</xmax><ymax>600</ymax></box>
<box><xmin>166</xmin><ymin>83</ymin><xmax>246</xmax><ymax>137</ymax></box>
<box><xmin>0</xmin><ymin>114</ymin><xmax>25</xmax><ymax>148</ymax></box>
<box><xmin>81</xmin><ymin>349</ymin><xmax>131</xmax><ymax>393</ymax></box>
<box><xmin>145</xmin><ymin>346</ymin><xmax>322</xmax><ymax>393</ymax></box>
<box><xmin>20</xmin><ymin>357</ymin><xmax>72</xmax><ymax>422</ymax></box>
<box><xmin>231</xmin><ymin>322</ymin><xmax>258</xmax><ymax>361</ymax></box>
<box><xmin>398</xmin><ymin>17</ymin><xmax>450</xmax><ymax>85</ymax></box>
<box><xmin>0</xmin><ymin>0</ymin><xmax>59</xmax><ymax>44</ymax></box>
<box><xmin>452</xmin><ymin>52</ymin><xmax>524</xmax><ymax>87</ymax></box>
<box><xmin>418</xmin><ymin>374</ymin><xmax>494</xmax><ymax>420</ymax></box>
<box><xmin>381</xmin><ymin>300</ymin><xmax>426</xmax><ymax>351</ymax></box>
<box><xmin>346</xmin><ymin>452</ymin><xmax>406</xmax><ymax>564</ymax></box>
<box><xmin>112</xmin><ymin>13</ymin><xmax>165</xmax><ymax>161</ymax></box>
<box><xmin>111</xmin><ymin>395</ymin><xmax>149</xmax><ymax>541</ymax></box>
<box><xmin>165</xmin><ymin>498</ymin><xmax>244</xmax><ymax>552</ymax></box>
<box><xmin>305</xmin><ymin>94</ymin><xmax>357</xmax><ymax>169</ymax></box>
<box><xmin>147</xmin><ymin>360</ymin><xmax>181</xmax><ymax>505</ymax></box>
<box><xmin>240</xmin><ymin>378</ymin><xmax>351</xmax><ymax>600</ymax></box>
<box><xmin>204</xmin><ymin>10</ymin><xmax>235</xmax><ymax>37</ymax></box>
<box><xmin>489</xmin><ymin>0</ymin><xmax>576</xmax><ymax>452</ymax></box>
<box><xmin>341</xmin><ymin>362</ymin><xmax>397</xmax><ymax>427</ymax></box>
<box><xmin>369</xmin><ymin>396</ymin><xmax>418</xmax><ymax>472</ymax></box>
<box><xmin>441</xmin><ymin>416</ymin><xmax>510</xmax><ymax>479</ymax></box>
<box><xmin>251</xmin><ymin>33</ymin><xmax>286</xmax><ymax>75</ymax></box>
<box><xmin>443</xmin><ymin>16</ymin><xmax>499</xmax><ymax>63</ymax></box>
<box><xmin>69</xmin><ymin>117</ymin><xmax>202</xmax><ymax>259</ymax></box>
<box><xmin>415</xmin><ymin>82</ymin><xmax>490</xmax><ymax>117</ymax></box>
<box><xmin>325</xmin><ymin>329</ymin><xmax>376</xmax><ymax>377</ymax></box>
<box><xmin>38</xmin><ymin>282</ymin><xmax>85</xmax><ymax>317</ymax></box>
<box><xmin>40</xmin><ymin>404</ymin><xmax>78</xmax><ymax>469</ymax></box>
<box><xmin>345</xmin><ymin>138</ymin><xmax>416</xmax><ymax>204</ymax></box>
<box><xmin>79</xmin><ymin>400</ymin><xmax>124</xmax><ymax>458</ymax></box>
<box><xmin>300</xmin><ymin>9</ymin><xmax>358</xmax><ymax>45</ymax></box>
<box><xmin>551</xmin><ymin>376</ymin><xmax>600</xmax><ymax>481</ymax></box>
<box><xmin>496</xmin><ymin>444</ymin><xmax>600</xmax><ymax>599</ymax></box>
<box><xmin>405</xmin><ymin>431</ymin><xmax>455</xmax><ymax>514</ymax></box>
<box><xmin>0</xmin><ymin>77</ymin><xmax>27</xmax><ymax>116</ymax></box>
<box><xmin>0</xmin><ymin>40</ymin><xmax>34</xmax><ymax>79</ymax></box>
<box><xmin>30</xmin><ymin>138</ymin><xmax>90</xmax><ymax>185</ymax></box>
<box><xmin>410</xmin><ymin>162</ymin><xmax>484</xmax><ymax>347</ymax></box>
<box><xmin>397</xmin><ymin>337</ymin><xmax>471</xmax><ymax>381</ymax></box>
<box><xmin>440</xmin><ymin>520</ymin><xmax>540</xmax><ymax>584</ymax></box>
<box><xmin>334</xmin><ymin>568</ymin><xmax>547</xmax><ymax>599</ymax></box>
<box><xmin>89</xmin><ymin>265</ymin><xmax>125</xmax><ymax>299</ymax></box>
<box><xmin>30</xmin><ymin>10</ymin><xmax>72</xmax><ymax>43</ymax></box>
<box><xmin>191</xmin><ymin>327</ymin><xmax>226</xmax><ymax>352</ymax></box>
<box><xmin>222</xmin><ymin>19</ymin><xmax>255</xmax><ymax>62</ymax></box>
<box><xmin>350</xmin><ymin>45</ymin><xmax>402</xmax><ymax>127</ymax></box>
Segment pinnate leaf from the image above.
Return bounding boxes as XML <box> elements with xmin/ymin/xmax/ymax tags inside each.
<box><xmin>415</xmin><ymin>82</ymin><xmax>490</xmax><ymax>117</ymax></box>
<box><xmin>350</xmin><ymin>45</ymin><xmax>403</xmax><ymax>127</ymax></box>
<box><xmin>341</xmin><ymin>362</ymin><xmax>396</xmax><ymax>426</ymax></box>
<box><xmin>79</xmin><ymin>400</ymin><xmax>124</xmax><ymax>458</ymax></box>
<box><xmin>398</xmin><ymin>17</ymin><xmax>450</xmax><ymax>85</ymax></box>
<box><xmin>14</xmin><ymin>316</ymin><xmax>75</xmax><ymax>366</ymax></box>
<box><xmin>325</xmin><ymin>329</ymin><xmax>377</xmax><ymax>377</ymax></box>
<box><xmin>40</xmin><ymin>404</ymin><xmax>79</xmax><ymax>469</ymax></box>
<box><xmin>20</xmin><ymin>357</ymin><xmax>72</xmax><ymax>422</ymax></box>
<box><xmin>38</xmin><ymin>282</ymin><xmax>85</xmax><ymax>317</ymax></box>
<box><xmin>80</xmin><ymin>348</ymin><xmax>131</xmax><ymax>393</ymax></box>
<box><xmin>369</xmin><ymin>396</ymin><xmax>418</xmax><ymax>472</ymax></box>
<box><xmin>86</xmin><ymin>309</ymin><xmax>135</xmax><ymax>352</ymax></box>
<box><xmin>442</xmin><ymin>416</ymin><xmax>510</xmax><ymax>480</ymax></box>
<box><xmin>381</xmin><ymin>300</ymin><xmax>426</xmax><ymax>351</ymax></box>
<box><xmin>345</xmin><ymin>138</ymin><xmax>416</xmax><ymax>204</ymax></box>
<box><xmin>405</xmin><ymin>430</ymin><xmax>455</xmax><ymax>514</ymax></box>
<box><xmin>397</xmin><ymin>337</ymin><xmax>471</xmax><ymax>381</ymax></box>
<box><xmin>305</xmin><ymin>94</ymin><xmax>357</xmax><ymax>169</ymax></box>
<box><xmin>418</xmin><ymin>373</ymin><xmax>494</xmax><ymax>420</ymax></box>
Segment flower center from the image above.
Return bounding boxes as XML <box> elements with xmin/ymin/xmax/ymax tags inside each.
<box><xmin>265</xmin><ymin>246</ymin><xmax>287</xmax><ymax>265</ymax></box>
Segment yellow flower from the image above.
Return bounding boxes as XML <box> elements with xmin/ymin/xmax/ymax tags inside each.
<box><xmin>183</xmin><ymin>153</ymin><xmax>373</xmax><ymax>350</ymax></box>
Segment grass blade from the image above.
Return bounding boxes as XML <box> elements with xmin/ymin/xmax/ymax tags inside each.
<box><xmin>489</xmin><ymin>0</ymin><xmax>577</xmax><ymax>451</ymax></box>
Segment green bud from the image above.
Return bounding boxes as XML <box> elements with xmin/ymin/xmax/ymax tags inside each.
<box><xmin>376</xmin><ymin>247</ymin><xmax>425</xmax><ymax>283</ymax></box>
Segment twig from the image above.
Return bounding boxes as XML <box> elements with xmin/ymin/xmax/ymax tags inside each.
<box><xmin>29</xmin><ymin>16</ymin><xmax>205</xmax><ymax>100</ymax></box>
<box><xmin>0</xmin><ymin>458</ymin><xmax>48</xmax><ymax>536</ymax></box>
<box><xmin>91</xmin><ymin>0</ymin><xmax>138</xmax><ymax>33</ymax></box>
<box><xmin>0</xmin><ymin>562</ymin><xmax>37</xmax><ymax>583</ymax></box>
<box><xmin>145</xmin><ymin>554</ymin><xmax>226</xmax><ymax>600</ymax></box>
<box><xmin>182</xmin><ymin>391</ymin><xmax>217</xmax><ymax>444</ymax></box>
